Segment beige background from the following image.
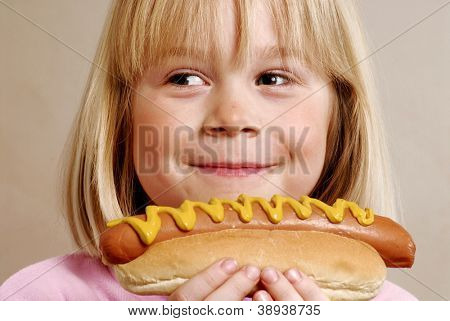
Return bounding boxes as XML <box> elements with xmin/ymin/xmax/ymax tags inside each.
<box><xmin>1</xmin><ymin>0</ymin><xmax>449</xmax><ymax>300</ymax></box>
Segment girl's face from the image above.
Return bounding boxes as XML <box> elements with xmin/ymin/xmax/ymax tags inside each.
<box><xmin>132</xmin><ymin>1</ymin><xmax>334</xmax><ymax>206</ymax></box>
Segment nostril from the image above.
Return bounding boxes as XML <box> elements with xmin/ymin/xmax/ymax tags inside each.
<box><xmin>203</xmin><ymin>126</ymin><xmax>226</xmax><ymax>136</ymax></box>
<box><xmin>206</xmin><ymin>127</ymin><xmax>225</xmax><ymax>133</ymax></box>
<box><xmin>202</xmin><ymin>125</ymin><xmax>259</xmax><ymax>136</ymax></box>
<box><xmin>213</xmin><ymin>127</ymin><xmax>226</xmax><ymax>133</ymax></box>
<box><xmin>242</xmin><ymin>127</ymin><xmax>259</xmax><ymax>138</ymax></box>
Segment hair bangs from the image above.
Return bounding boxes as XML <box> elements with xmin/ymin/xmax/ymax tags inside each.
<box><xmin>145</xmin><ymin>0</ymin><xmax>226</xmax><ymax>73</ymax></box>
<box><xmin>264</xmin><ymin>0</ymin><xmax>360</xmax><ymax>81</ymax></box>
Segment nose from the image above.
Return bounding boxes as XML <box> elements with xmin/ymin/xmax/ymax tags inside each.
<box><xmin>202</xmin><ymin>99</ymin><xmax>261</xmax><ymax>138</ymax></box>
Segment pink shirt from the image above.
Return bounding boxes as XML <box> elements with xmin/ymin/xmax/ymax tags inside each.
<box><xmin>0</xmin><ymin>252</ymin><xmax>418</xmax><ymax>301</ymax></box>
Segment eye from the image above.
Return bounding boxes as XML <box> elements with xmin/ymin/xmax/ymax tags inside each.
<box><xmin>167</xmin><ymin>73</ymin><xmax>205</xmax><ymax>86</ymax></box>
<box><xmin>256</xmin><ymin>72</ymin><xmax>292</xmax><ymax>86</ymax></box>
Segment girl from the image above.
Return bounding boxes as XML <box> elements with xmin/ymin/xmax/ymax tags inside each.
<box><xmin>0</xmin><ymin>0</ymin><xmax>417</xmax><ymax>300</ymax></box>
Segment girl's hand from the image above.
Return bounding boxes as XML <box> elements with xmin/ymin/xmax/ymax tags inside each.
<box><xmin>253</xmin><ymin>267</ymin><xmax>329</xmax><ymax>301</ymax></box>
<box><xmin>168</xmin><ymin>258</ymin><xmax>260</xmax><ymax>301</ymax></box>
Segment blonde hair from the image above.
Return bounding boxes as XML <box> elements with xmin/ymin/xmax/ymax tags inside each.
<box><xmin>60</xmin><ymin>0</ymin><xmax>401</xmax><ymax>257</ymax></box>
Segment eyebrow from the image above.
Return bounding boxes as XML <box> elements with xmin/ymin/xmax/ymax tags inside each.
<box><xmin>256</xmin><ymin>46</ymin><xmax>291</xmax><ymax>60</ymax></box>
<box><xmin>162</xmin><ymin>47</ymin><xmax>210</xmax><ymax>61</ymax></box>
<box><xmin>163</xmin><ymin>45</ymin><xmax>291</xmax><ymax>62</ymax></box>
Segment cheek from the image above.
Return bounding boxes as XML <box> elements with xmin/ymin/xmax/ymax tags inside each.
<box><xmin>131</xmin><ymin>89</ymin><xmax>202</xmax><ymax>201</ymax></box>
<box><xmin>298</xmin><ymin>124</ymin><xmax>328</xmax><ymax>177</ymax></box>
<box><xmin>131</xmin><ymin>92</ymin><xmax>179</xmax><ymax>177</ymax></box>
<box><xmin>277</xmin><ymin>91</ymin><xmax>332</xmax><ymax>176</ymax></box>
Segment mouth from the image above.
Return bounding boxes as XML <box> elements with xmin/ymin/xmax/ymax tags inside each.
<box><xmin>189</xmin><ymin>162</ymin><xmax>279</xmax><ymax>177</ymax></box>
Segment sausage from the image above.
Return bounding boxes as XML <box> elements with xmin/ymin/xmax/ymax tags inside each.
<box><xmin>99</xmin><ymin>202</ymin><xmax>416</xmax><ymax>267</ymax></box>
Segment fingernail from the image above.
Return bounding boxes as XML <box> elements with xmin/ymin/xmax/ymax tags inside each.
<box><xmin>261</xmin><ymin>267</ymin><xmax>279</xmax><ymax>284</ymax></box>
<box><xmin>255</xmin><ymin>292</ymin><xmax>271</xmax><ymax>301</ymax></box>
<box><xmin>221</xmin><ymin>258</ymin><xmax>238</xmax><ymax>274</ymax></box>
<box><xmin>285</xmin><ymin>268</ymin><xmax>302</xmax><ymax>283</ymax></box>
<box><xmin>244</xmin><ymin>265</ymin><xmax>260</xmax><ymax>281</ymax></box>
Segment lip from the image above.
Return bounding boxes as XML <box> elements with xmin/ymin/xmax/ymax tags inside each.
<box><xmin>189</xmin><ymin>162</ymin><xmax>278</xmax><ymax>177</ymax></box>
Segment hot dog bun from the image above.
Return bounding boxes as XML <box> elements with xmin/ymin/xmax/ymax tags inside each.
<box><xmin>107</xmin><ymin>229</ymin><xmax>387</xmax><ymax>301</ymax></box>
<box><xmin>100</xmin><ymin>194</ymin><xmax>416</xmax><ymax>301</ymax></box>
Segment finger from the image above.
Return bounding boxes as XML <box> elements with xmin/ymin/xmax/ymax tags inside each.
<box><xmin>204</xmin><ymin>265</ymin><xmax>261</xmax><ymax>301</ymax></box>
<box><xmin>284</xmin><ymin>268</ymin><xmax>330</xmax><ymax>301</ymax></box>
<box><xmin>260</xmin><ymin>267</ymin><xmax>303</xmax><ymax>301</ymax></box>
<box><xmin>168</xmin><ymin>257</ymin><xmax>239</xmax><ymax>301</ymax></box>
<box><xmin>253</xmin><ymin>290</ymin><xmax>273</xmax><ymax>301</ymax></box>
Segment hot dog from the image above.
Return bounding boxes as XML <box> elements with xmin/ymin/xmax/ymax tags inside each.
<box><xmin>99</xmin><ymin>194</ymin><xmax>416</xmax><ymax>301</ymax></box>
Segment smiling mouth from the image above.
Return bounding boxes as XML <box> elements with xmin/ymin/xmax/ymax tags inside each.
<box><xmin>189</xmin><ymin>162</ymin><xmax>278</xmax><ymax>177</ymax></box>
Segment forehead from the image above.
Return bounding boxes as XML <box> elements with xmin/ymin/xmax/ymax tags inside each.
<box><xmin>250</xmin><ymin>1</ymin><xmax>278</xmax><ymax>49</ymax></box>
<box><xmin>141</xmin><ymin>0</ymin><xmax>320</xmax><ymax>76</ymax></box>
<box><xmin>147</xmin><ymin>0</ymin><xmax>286</xmax><ymax>69</ymax></box>
<box><xmin>219</xmin><ymin>0</ymin><xmax>278</xmax><ymax>58</ymax></box>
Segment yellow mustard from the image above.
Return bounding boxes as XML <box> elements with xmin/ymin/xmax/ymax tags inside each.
<box><xmin>106</xmin><ymin>194</ymin><xmax>374</xmax><ymax>246</ymax></box>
